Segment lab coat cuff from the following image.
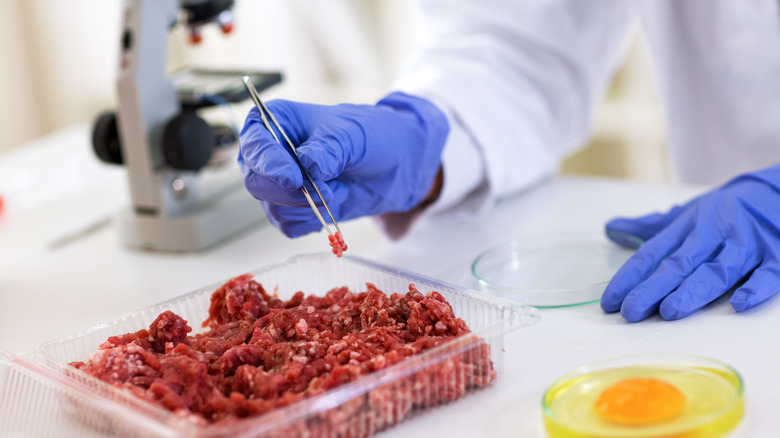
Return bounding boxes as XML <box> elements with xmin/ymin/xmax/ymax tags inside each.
<box><xmin>426</xmin><ymin>101</ymin><xmax>490</xmax><ymax>216</ymax></box>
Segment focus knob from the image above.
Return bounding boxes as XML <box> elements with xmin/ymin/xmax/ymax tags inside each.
<box><xmin>92</xmin><ymin>112</ymin><xmax>123</xmax><ymax>165</ymax></box>
<box><xmin>163</xmin><ymin>112</ymin><xmax>214</xmax><ymax>171</ymax></box>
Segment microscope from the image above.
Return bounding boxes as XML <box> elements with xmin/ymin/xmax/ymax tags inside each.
<box><xmin>92</xmin><ymin>0</ymin><xmax>281</xmax><ymax>251</ymax></box>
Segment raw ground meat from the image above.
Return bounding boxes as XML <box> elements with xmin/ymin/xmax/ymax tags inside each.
<box><xmin>328</xmin><ymin>232</ymin><xmax>348</xmax><ymax>257</ymax></box>
<box><xmin>71</xmin><ymin>274</ymin><xmax>495</xmax><ymax>436</ymax></box>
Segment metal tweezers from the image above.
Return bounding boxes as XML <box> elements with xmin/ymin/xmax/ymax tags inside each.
<box><xmin>241</xmin><ymin>76</ymin><xmax>344</xmax><ymax>241</ymax></box>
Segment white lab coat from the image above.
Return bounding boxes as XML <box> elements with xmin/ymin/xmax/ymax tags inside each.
<box><xmin>379</xmin><ymin>0</ymin><xmax>780</xmax><ymax>237</ymax></box>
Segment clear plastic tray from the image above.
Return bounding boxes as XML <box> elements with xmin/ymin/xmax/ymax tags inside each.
<box><xmin>33</xmin><ymin>253</ymin><xmax>540</xmax><ymax>438</ymax></box>
<box><xmin>0</xmin><ymin>350</ymin><xmax>107</xmax><ymax>437</ymax></box>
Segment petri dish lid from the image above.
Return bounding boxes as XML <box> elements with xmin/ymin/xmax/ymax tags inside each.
<box><xmin>471</xmin><ymin>231</ymin><xmax>640</xmax><ymax>307</ymax></box>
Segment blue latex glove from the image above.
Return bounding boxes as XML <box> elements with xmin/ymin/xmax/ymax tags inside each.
<box><xmin>602</xmin><ymin>164</ymin><xmax>780</xmax><ymax>321</ymax></box>
<box><xmin>238</xmin><ymin>92</ymin><xmax>449</xmax><ymax>237</ymax></box>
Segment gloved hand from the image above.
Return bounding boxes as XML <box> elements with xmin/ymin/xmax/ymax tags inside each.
<box><xmin>238</xmin><ymin>92</ymin><xmax>449</xmax><ymax>237</ymax></box>
<box><xmin>602</xmin><ymin>164</ymin><xmax>780</xmax><ymax>321</ymax></box>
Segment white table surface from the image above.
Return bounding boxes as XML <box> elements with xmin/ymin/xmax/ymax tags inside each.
<box><xmin>0</xmin><ymin>125</ymin><xmax>772</xmax><ymax>437</ymax></box>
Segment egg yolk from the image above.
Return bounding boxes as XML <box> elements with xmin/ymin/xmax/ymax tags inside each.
<box><xmin>595</xmin><ymin>377</ymin><xmax>686</xmax><ymax>425</ymax></box>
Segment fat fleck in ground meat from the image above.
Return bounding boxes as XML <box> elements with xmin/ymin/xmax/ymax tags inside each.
<box><xmin>71</xmin><ymin>274</ymin><xmax>495</xmax><ymax>433</ymax></box>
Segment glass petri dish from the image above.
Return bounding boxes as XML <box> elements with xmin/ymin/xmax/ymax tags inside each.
<box><xmin>542</xmin><ymin>353</ymin><xmax>744</xmax><ymax>438</ymax></box>
<box><xmin>471</xmin><ymin>231</ymin><xmax>640</xmax><ymax>307</ymax></box>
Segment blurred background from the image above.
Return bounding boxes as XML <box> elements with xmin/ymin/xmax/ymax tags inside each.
<box><xmin>0</xmin><ymin>0</ymin><xmax>668</xmax><ymax>183</ymax></box>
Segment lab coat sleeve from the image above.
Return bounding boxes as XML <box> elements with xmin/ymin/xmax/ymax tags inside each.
<box><xmin>376</xmin><ymin>0</ymin><xmax>639</xmax><ymax>238</ymax></box>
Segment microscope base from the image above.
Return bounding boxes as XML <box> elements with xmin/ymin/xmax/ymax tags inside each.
<box><xmin>118</xmin><ymin>190</ymin><xmax>266</xmax><ymax>252</ymax></box>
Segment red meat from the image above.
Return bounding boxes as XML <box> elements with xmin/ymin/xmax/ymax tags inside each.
<box><xmin>71</xmin><ymin>277</ymin><xmax>495</xmax><ymax>437</ymax></box>
<box><xmin>328</xmin><ymin>232</ymin><xmax>348</xmax><ymax>257</ymax></box>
